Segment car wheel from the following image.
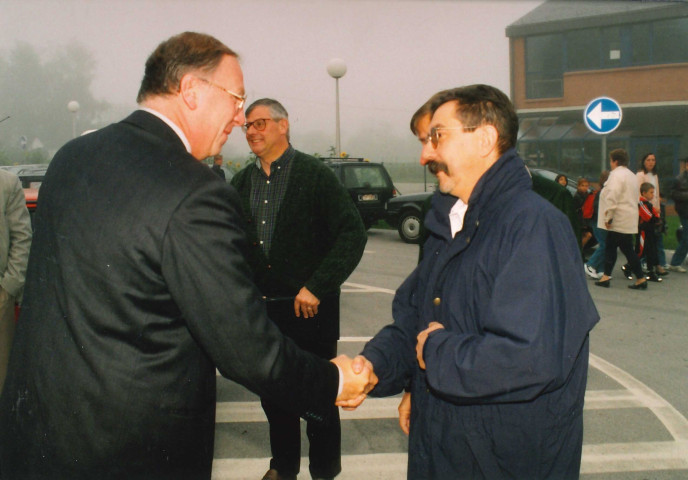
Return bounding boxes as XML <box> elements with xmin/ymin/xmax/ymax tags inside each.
<box><xmin>398</xmin><ymin>211</ymin><xmax>422</xmax><ymax>244</ymax></box>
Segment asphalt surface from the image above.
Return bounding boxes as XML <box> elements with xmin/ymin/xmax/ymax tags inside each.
<box><xmin>211</xmin><ymin>227</ymin><xmax>688</xmax><ymax>479</ymax></box>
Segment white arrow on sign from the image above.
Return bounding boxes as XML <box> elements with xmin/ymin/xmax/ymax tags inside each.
<box><xmin>586</xmin><ymin>102</ymin><xmax>621</xmax><ymax>129</ymax></box>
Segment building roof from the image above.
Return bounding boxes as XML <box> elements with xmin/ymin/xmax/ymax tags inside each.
<box><xmin>506</xmin><ymin>0</ymin><xmax>688</xmax><ymax>37</ymax></box>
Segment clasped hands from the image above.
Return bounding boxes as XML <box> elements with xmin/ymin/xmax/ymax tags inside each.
<box><xmin>332</xmin><ymin>321</ymin><xmax>444</xmax><ymax>412</ymax></box>
<box><xmin>331</xmin><ymin>355</ymin><xmax>378</xmax><ymax>409</ymax></box>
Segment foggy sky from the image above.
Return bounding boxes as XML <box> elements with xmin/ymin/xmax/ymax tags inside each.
<box><xmin>0</xmin><ymin>0</ymin><xmax>543</xmax><ymax>162</ymax></box>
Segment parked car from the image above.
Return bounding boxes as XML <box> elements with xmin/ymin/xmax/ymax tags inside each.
<box><xmin>0</xmin><ymin>164</ymin><xmax>46</xmax><ymax>225</ymax></box>
<box><xmin>529</xmin><ymin>168</ymin><xmax>577</xmax><ymax>195</ymax></box>
<box><xmin>385</xmin><ymin>167</ymin><xmax>577</xmax><ymax>243</ymax></box>
<box><xmin>385</xmin><ymin>191</ymin><xmax>431</xmax><ymax>244</ymax></box>
<box><xmin>321</xmin><ymin>158</ymin><xmax>397</xmax><ymax>229</ymax></box>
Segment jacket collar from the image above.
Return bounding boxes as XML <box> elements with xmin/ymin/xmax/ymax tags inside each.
<box><xmin>424</xmin><ymin>148</ymin><xmax>531</xmax><ymax>241</ymax></box>
<box><xmin>120</xmin><ymin>110</ymin><xmax>188</xmax><ymax>154</ymax></box>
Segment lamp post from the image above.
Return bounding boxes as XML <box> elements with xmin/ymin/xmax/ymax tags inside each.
<box><xmin>67</xmin><ymin>100</ymin><xmax>80</xmax><ymax>138</ymax></box>
<box><xmin>326</xmin><ymin>58</ymin><xmax>347</xmax><ymax>157</ymax></box>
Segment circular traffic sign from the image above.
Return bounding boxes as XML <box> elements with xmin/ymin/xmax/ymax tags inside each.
<box><xmin>584</xmin><ymin>97</ymin><xmax>622</xmax><ymax>134</ymax></box>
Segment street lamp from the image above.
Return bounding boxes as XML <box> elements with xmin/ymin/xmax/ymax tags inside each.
<box><xmin>67</xmin><ymin>100</ymin><xmax>80</xmax><ymax>138</ymax></box>
<box><xmin>326</xmin><ymin>58</ymin><xmax>347</xmax><ymax>157</ymax></box>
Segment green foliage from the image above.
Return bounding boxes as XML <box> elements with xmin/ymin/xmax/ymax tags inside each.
<box><xmin>664</xmin><ymin>215</ymin><xmax>680</xmax><ymax>251</ymax></box>
<box><xmin>0</xmin><ymin>41</ymin><xmax>110</xmax><ymax>163</ymax></box>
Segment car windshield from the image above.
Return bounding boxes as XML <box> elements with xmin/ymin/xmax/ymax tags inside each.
<box><xmin>342</xmin><ymin>166</ymin><xmax>389</xmax><ymax>189</ymax></box>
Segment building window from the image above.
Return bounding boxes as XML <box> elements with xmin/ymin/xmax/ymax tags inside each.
<box><xmin>630</xmin><ymin>23</ymin><xmax>651</xmax><ymax>65</ymax></box>
<box><xmin>602</xmin><ymin>26</ymin><xmax>622</xmax><ymax>68</ymax></box>
<box><xmin>526</xmin><ymin>34</ymin><xmax>563</xmax><ymax>99</ymax></box>
<box><xmin>567</xmin><ymin>28</ymin><xmax>601</xmax><ymax>71</ymax></box>
<box><xmin>653</xmin><ymin>17</ymin><xmax>688</xmax><ymax>64</ymax></box>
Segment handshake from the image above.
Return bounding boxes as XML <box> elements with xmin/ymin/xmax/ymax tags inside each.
<box><xmin>330</xmin><ymin>355</ymin><xmax>377</xmax><ymax>409</ymax></box>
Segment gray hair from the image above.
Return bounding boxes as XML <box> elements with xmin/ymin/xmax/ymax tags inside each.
<box><xmin>245</xmin><ymin>98</ymin><xmax>290</xmax><ymax>140</ymax></box>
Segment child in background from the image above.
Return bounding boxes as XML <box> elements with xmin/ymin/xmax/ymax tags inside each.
<box><xmin>623</xmin><ymin>182</ymin><xmax>663</xmax><ymax>282</ymax></box>
<box><xmin>584</xmin><ymin>171</ymin><xmax>610</xmax><ymax>279</ymax></box>
<box><xmin>574</xmin><ymin>177</ymin><xmax>592</xmax><ymax>249</ymax></box>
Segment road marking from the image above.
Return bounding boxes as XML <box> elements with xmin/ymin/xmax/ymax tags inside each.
<box><xmin>214</xmin><ymin>282</ymin><xmax>688</xmax><ymax>477</ymax></box>
<box><xmin>341</xmin><ymin>281</ymin><xmax>397</xmax><ymax>295</ymax></box>
<box><xmin>589</xmin><ymin>354</ymin><xmax>688</xmax><ymax>442</ymax></box>
<box><xmin>212</xmin><ymin>454</ymin><xmax>408</xmax><ymax>480</ymax></box>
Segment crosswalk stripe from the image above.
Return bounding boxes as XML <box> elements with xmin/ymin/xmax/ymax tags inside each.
<box><xmin>215</xmin><ymin>390</ymin><xmax>654</xmax><ymax>424</ymax></box>
<box><xmin>211</xmin><ymin>441</ymin><xmax>688</xmax><ymax>479</ymax></box>
<box><xmin>211</xmin><ymin>454</ymin><xmax>408</xmax><ymax>480</ymax></box>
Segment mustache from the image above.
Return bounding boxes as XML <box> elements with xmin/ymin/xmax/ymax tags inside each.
<box><xmin>427</xmin><ymin>161</ymin><xmax>449</xmax><ymax>176</ymax></box>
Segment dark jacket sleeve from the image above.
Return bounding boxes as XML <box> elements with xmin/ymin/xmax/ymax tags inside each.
<box><xmin>361</xmin><ymin>267</ymin><xmax>420</xmax><ymax>396</ymax></box>
<box><xmin>161</xmin><ymin>180</ymin><xmax>338</xmax><ymax>422</ymax></box>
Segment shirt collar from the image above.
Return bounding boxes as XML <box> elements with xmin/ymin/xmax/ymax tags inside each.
<box><xmin>254</xmin><ymin>144</ymin><xmax>295</xmax><ymax>172</ymax></box>
<box><xmin>138</xmin><ymin>107</ymin><xmax>192</xmax><ymax>154</ymax></box>
<box><xmin>449</xmin><ymin>198</ymin><xmax>469</xmax><ymax>237</ymax></box>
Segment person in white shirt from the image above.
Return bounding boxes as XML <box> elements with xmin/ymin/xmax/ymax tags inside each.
<box><xmin>595</xmin><ymin>149</ymin><xmax>648</xmax><ymax>289</ymax></box>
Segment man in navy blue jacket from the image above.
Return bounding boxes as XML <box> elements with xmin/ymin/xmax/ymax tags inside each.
<box><xmin>349</xmin><ymin>85</ymin><xmax>599</xmax><ymax>479</ymax></box>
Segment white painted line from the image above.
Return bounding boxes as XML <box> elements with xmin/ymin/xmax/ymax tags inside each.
<box><xmin>590</xmin><ymin>354</ymin><xmax>688</xmax><ymax>441</ymax></box>
<box><xmin>215</xmin><ymin>389</ymin><xmax>655</xmax><ymax>424</ymax></box>
<box><xmin>581</xmin><ymin>441</ymin><xmax>688</xmax><ymax>474</ymax></box>
<box><xmin>341</xmin><ymin>281</ymin><xmax>397</xmax><ymax>295</ymax></box>
<box><xmin>216</xmin><ymin>397</ymin><xmax>402</xmax><ymax>423</ymax></box>
<box><xmin>212</xmin><ymin>454</ymin><xmax>408</xmax><ymax>480</ymax></box>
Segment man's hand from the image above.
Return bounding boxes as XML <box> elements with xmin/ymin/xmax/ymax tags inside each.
<box><xmin>416</xmin><ymin>322</ymin><xmax>444</xmax><ymax>369</ymax></box>
<box><xmin>294</xmin><ymin>286</ymin><xmax>319</xmax><ymax>318</ymax></box>
<box><xmin>331</xmin><ymin>354</ymin><xmax>378</xmax><ymax>410</ymax></box>
<box><xmin>398</xmin><ymin>392</ymin><xmax>411</xmax><ymax>435</ymax></box>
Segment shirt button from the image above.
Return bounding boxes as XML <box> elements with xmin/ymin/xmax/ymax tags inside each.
<box><xmin>260</xmin><ymin>241</ymin><xmax>264</xmax><ymax>245</ymax></box>
<box><xmin>262</xmin><ymin>220</ymin><xmax>266</xmax><ymax>224</ymax></box>
<box><xmin>264</xmin><ymin>200</ymin><xmax>268</xmax><ymax>204</ymax></box>
<box><xmin>433</xmin><ymin>297</ymin><xmax>441</xmax><ymax>306</ymax></box>
<box><xmin>267</xmin><ymin>180</ymin><xmax>270</xmax><ymax>184</ymax></box>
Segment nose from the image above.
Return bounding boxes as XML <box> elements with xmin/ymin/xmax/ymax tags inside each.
<box><xmin>419</xmin><ymin>142</ymin><xmax>436</xmax><ymax>166</ymax></box>
<box><xmin>233</xmin><ymin>108</ymin><xmax>246</xmax><ymax>127</ymax></box>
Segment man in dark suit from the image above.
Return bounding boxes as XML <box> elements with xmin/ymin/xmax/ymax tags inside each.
<box><xmin>231</xmin><ymin>99</ymin><xmax>367</xmax><ymax>480</ymax></box>
<box><xmin>0</xmin><ymin>32</ymin><xmax>375</xmax><ymax>480</ymax></box>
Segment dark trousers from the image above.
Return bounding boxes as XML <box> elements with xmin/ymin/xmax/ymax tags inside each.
<box><xmin>604</xmin><ymin>231</ymin><xmax>644</xmax><ymax>278</ymax></box>
<box><xmin>261</xmin><ymin>338</ymin><xmax>341</xmax><ymax>478</ymax></box>
<box><xmin>636</xmin><ymin>226</ymin><xmax>659</xmax><ymax>270</ymax></box>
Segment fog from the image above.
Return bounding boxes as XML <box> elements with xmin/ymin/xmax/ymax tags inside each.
<box><xmin>0</xmin><ymin>0</ymin><xmax>543</xmax><ymax>163</ymax></box>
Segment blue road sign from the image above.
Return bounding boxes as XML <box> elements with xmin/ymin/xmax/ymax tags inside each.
<box><xmin>584</xmin><ymin>97</ymin><xmax>622</xmax><ymax>134</ymax></box>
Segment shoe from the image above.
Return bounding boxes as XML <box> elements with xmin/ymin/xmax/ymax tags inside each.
<box><xmin>595</xmin><ymin>279</ymin><xmax>611</xmax><ymax>288</ymax></box>
<box><xmin>584</xmin><ymin>264</ymin><xmax>602</xmax><ymax>279</ymax></box>
<box><xmin>646</xmin><ymin>272</ymin><xmax>663</xmax><ymax>282</ymax></box>
<box><xmin>656</xmin><ymin>267</ymin><xmax>669</xmax><ymax>276</ymax></box>
<box><xmin>262</xmin><ymin>469</ymin><xmax>296</xmax><ymax>480</ymax></box>
<box><xmin>620</xmin><ymin>264</ymin><xmax>633</xmax><ymax>280</ymax></box>
<box><xmin>667</xmin><ymin>265</ymin><xmax>687</xmax><ymax>273</ymax></box>
<box><xmin>628</xmin><ymin>280</ymin><xmax>648</xmax><ymax>290</ymax></box>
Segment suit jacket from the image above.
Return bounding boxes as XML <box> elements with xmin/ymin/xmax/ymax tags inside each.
<box><xmin>0</xmin><ymin>111</ymin><xmax>339</xmax><ymax>480</ymax></box>
<box><xmin>0</xmin><ymin>169</ymin><xmax>32</xmax><ymax>298</ymax></box>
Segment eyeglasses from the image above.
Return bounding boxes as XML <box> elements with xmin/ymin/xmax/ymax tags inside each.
<box><xmin>195</xmin><ymin>77</ymin><xmax>246</xmax><ymax>110</ymax></box>
<box><xmin>242</xmin><ymin>118</ymin><xmax>273</xmax><ymax>133</ymax></box>
<box><xmin>429</xmin><ymin>125</ymin><xmax>477</xmax><ymax>148</ymax></box>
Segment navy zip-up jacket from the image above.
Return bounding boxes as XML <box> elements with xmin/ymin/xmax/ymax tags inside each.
<box><xmin>363</xmin><ymin>149</ymin><xmax>599</xmax><ymax>479</ymax></box>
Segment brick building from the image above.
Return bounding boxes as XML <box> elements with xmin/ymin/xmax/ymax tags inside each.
<box><xmin>506</xmin><ymin>0</ymin><xmax>688</xmax><ymax>190</ymax></box>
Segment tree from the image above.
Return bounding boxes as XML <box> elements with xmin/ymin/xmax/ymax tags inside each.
<box><xmin>0</xmin><ymin>41</ymin><xmax>109</xmax><ymax>164</ymax></box>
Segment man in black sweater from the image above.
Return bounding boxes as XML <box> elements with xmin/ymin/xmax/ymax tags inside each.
<box><xmin>231</xmin><ymin>99</ymin><xmax>367</xmax><ymax>480</ymax></box>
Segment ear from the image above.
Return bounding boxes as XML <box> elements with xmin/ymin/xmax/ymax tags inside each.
<box><xmin>178</xmin><ymin>74</ymin><xmax>200</xmax><ymax>110</ymax></box>
<box><xmin>477</xmin><ymin>124</ymin><xmax>499</xmax><ymax>158</ymax></box>
<box><xmin>278</xmin><ymin>118</ymin><xmax>289</xmax><ymax>135</ymax></box>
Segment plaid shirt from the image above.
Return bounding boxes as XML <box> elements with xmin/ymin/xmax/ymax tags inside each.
<box><xmin>249</xmin><ymin>145</ymin><xmax>295</xmax><ymax>256</ymax></box>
